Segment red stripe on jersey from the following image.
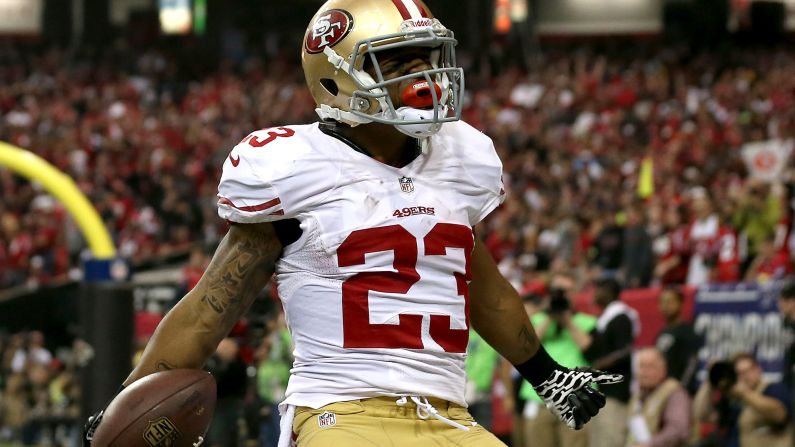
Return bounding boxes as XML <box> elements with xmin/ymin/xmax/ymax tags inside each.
<box><xmin>218</xmin><ymin>197</ymin><xmax>281</xmax><ymax>213</ymax></box>
<box><xmin>391</xmin><ymin>0</ymin><xmax>412</xmax><ymax>19</ymax></box>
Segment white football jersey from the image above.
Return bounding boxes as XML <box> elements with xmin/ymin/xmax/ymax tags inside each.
<box><xmin>217</xmin><ymin>121</ymin><xmax>505</xmax><ymax>410</ymax></box>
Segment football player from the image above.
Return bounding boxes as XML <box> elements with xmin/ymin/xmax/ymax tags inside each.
<box><xmin>84</xmin><ymin>1</ymin><xmax>622</xmax><ymax>446</ymax></box>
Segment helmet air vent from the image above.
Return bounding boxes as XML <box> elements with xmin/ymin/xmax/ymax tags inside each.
<box><xmin>320</xmin><ymin>78</ymin><xmax>339</xmax><ymax>96</ymax></box>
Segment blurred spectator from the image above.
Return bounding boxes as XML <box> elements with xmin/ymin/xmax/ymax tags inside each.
<box><xmin>622</xmin><ymin>204</ymin><xmax>654</xmax><ymax>288</ymax></box>
<box><xmin>694</xmin><ymin>353</ymin><xmax>793</xmax><ymax>447</ymax></box>
<box><xmin>0</xmin><ymin>331</ymin><xmax>83</xmax><ymax>445</ymax></box>
<box><xmin>520</xmin><ymin>288</ymin><xmax>596</xmax><ymax>447</ymax></box>
<box><xmin>655</xmin><ymin>287</ymin><xmax>701</xmax><ymax>393</ymax></box>
<box><xmin>687</xmin><ymin>189</ymin><xmax>720</xmax><ymax>286</ymax></box>
<box><xmin>23</xmin><ymin>364</ymin><xmax>52</xmax><ymax>444</ymax></box>
<box><xmin>256</xmin><ymin>313</ymin><xmax>292</xmax><ymax>447</ymax></box>
<box><xmin>582</xmin><ymin>278</ymin><xmax>639</xmax><ymax>447</ymax></box>
<box><xmin>507</xmin><ymin>293</ymin><xmax>543</xmax><ymax>447</ymax></box>
<box><xmin>778</xmin><ymin>280</ymin><xmax>795</xmax><ymax>434</ymax></box>
<box><xmin>733</xmin><ymin>181</ymin><xmax>784</xmax><ymax>272</ymax></box>
<box><xmin>626</xmin><ymin>348</ymin><xmax>691</xmax><ymax>447</ymax></box>
<box><xmin>713</xmin><ymin>213</ymin><xmax>741</xmax><ymax>284</ymax></box>
<box><xmin>653</xmin><ymin>205</ymin><xmax>690</xmax><ymax>286</ymax></box>
<box><xmin>182</xmin><ymin>245</ymin><xmax>211</xmax><ymax>293</ymax></box>
<box><xmin>10</xmin><ymin>331</ymin><xmax>52</xmax><ymax>374</ymax></box>
<box><xmin>206</xmin><ymin>337</ymin><xmax>248</xmax><ymax>447</ymax></box>
<box><xmin>465</xmin><ymin>329</ymin><xmax>500</xmax><ymax>431</ymax></box>
<box><xmin>0</xmin><ymin>373</ymin><xmax>28</xmax><ymax>442</ymax></box>
<box><xmin>591</xmin><ymin>213</ymin><xmax>624</xmax><ymax>279</ymax></box>
<box><xmin>743</xmin><ymin>235</ymin><xmax>792</xmax><ymax>283</ymax></box>
<box><xmin>778</xmin><ymin>278</ymin><xmax>795</xmax><ymax>441</ymax></box>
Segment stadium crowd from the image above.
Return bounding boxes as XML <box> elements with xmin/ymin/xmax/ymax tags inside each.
<box><xmin>0</xmin><ymin>331</ymin><xmax>83</xmax><ymax>445</ymax></box>
<box><xmin>1</xmin><ymin>43</ymin><xmax>795</xmax><ymax>291</ymax></box>
<box><xmin>1</xmin><ymin>42</ymin><xmax>795</xmax><ymax>446</ymax></box>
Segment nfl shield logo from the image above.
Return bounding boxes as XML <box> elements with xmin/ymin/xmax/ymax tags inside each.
<box><xmin>143</xmin><ymin>417</ymin><xmax>180</xmax><ymax>446</ymax></box>
<box><xmin>318</xmin><ymin>412</ymin><xmax>337</xmax><ymax>428</ymax></box>
<box><xmin>399</xmin><ymin>176</ymin><xmax>414</xmax><ymax>193</ymax></box>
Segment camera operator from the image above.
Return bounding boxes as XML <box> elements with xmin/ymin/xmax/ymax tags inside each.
<box><xmin>693</xmin><ymin>353</ymin><xmax>793</xmax><ymax>447</ymax></box>
<box><xmin>519</xmin><ymin>288</ymin><xmax>597</xmax><ymax>447</ymax></box>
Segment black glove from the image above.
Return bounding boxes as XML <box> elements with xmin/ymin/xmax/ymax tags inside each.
<box><xmin>82</xmin><ymin>409</ymin><xmax>104</xmax><ymax>446</ymax></box>
<box><xmin>534</xmin><ymin>367</ymin><xmax>623</xmax><ymax>429</ymax></box>
<box><xmin>515</xmin><ymin>346</ymin><xmax>624</xmax><ymax>430</ymax></box>
<box><xmin>82</xmin><ymin>383</ymin><xmax>125</xmax><ymax>446</ymax></box>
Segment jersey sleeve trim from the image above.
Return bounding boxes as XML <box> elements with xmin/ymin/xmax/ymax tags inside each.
<box><xmin>218</xmin><ymin>197</ymin><xmax>282</xmax><ymax>213</ymax></box>
<box><xmin>217</xmin><ymin>196</ymin><xmax>286</xmax><ymax>223</ymax></box>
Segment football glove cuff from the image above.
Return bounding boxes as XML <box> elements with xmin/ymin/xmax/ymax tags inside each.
<box><xmin>514</xmin><ymin>344</ymin><xmax>558</xmax><ymax>386</ymax></box>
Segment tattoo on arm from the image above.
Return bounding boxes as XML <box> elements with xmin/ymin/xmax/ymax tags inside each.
<box><xmin>518</xmin><ymin>325</ymin><xmax>537</xmax><ymax>354</ymax></box>
<box><xmin>199</xmin><ymin>225</ymin><xmax>280</xmax><ymax>329</ymax></box>
<box><xmin>156</xmin><ymin>360</ymin><xmax>177</xmax><ymax>371</ymax></box>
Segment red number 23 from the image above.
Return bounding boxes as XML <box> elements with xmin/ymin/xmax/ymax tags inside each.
<box><xmin>337</xmin><ymin>223</ymin><xmax>473</xmax><ymax>353</ymax></box>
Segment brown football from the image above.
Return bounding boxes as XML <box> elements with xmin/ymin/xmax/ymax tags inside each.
<box><xmin>91</xmin><ymin>369</ymin><xmax>216</xmax><ymax>447</ymax></box>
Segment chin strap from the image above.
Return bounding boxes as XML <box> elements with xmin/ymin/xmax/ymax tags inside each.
<box><xmin>316</xmin><ymin>46</ymin><xmax>375</xmax><ymax>127</ymax></box>
<box><xmin>323</xmin><ymin>46</ymin><xmax>350</xmax><ymax>72</ymax></box>
<box><xmin>316</xmin><ymin>104</ymin><xmax>372</xmax><ymax>127</ymax></box>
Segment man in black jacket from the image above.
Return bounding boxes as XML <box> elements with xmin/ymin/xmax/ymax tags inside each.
<box><xmin>573</xmin><ymin>278</ymin><xmax>638</xmax><ymax>447</ymax></box>
<box><xmin>656</xmin><ymin>287</ymin><xmax>701</xmax><ymax>393</ymax></box>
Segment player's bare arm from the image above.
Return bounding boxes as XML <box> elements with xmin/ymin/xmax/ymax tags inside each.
<box><xmin>469</xmin><ymin>235</ymin><xmax>623</xmax><ymax>429</ymax></box>
<box><xmin>469</xmin><ymin>237</ymin><xmax>541</xmax><ymax>365</ymax></box>
<box><xmin>123</xmin><ymin>222</ymin><xmax>282</xmax><ymax>386</ymax></box>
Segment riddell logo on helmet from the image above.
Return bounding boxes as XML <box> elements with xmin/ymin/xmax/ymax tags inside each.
<box><xmin>404</xmin><ymin>18</ymin><xmax>434</xmax><ymax>28</ymax></box>
<box><xmin>305</xmin><ymin>9</ymin><xmax>353</xmax><ymax>54</ymax></box>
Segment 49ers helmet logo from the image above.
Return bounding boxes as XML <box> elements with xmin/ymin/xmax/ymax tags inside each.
<box><xmin>305</xmin><ymin>9</ymin><xmax>353</xmax><ymax>54</ymax></box>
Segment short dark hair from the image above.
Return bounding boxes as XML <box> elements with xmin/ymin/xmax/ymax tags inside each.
<box><xmin>522</xmin><ymin>292</ymin><xmax>543</xmax><ymax>305</ymax></box>
<box><xmin>780</xmin><ymin>278</ymin><xmax>795</xmax><ymax>300</ymax></box>
<box><xmin>662</xmin><ymin>287</ymin><xmax>684</xmax><ymax>303</ymax></box>
<box><xmin>595</xmin><ymin>278</ymin><xmax>622</xmax><ymax>300</ymax></box>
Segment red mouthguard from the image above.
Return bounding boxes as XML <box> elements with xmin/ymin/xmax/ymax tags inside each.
<box><xmin>400</xmin><ymin>81</ymin><xmax>442</xmax><ymax>109</ymax></box>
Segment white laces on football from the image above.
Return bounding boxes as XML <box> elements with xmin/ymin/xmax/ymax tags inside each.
<box><xmin>395</xmin><ymin>396</ymin><xmax>470</xmax><ymax>431</ymax></box>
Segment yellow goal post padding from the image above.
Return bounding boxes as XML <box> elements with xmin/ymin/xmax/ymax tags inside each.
<box><xmin>0</xmin><ymin>141</ymin><xmax>116</xmax><ymax>259</ymax></box>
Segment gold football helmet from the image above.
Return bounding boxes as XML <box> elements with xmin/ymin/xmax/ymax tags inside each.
<box><xmin>301</xmin><ymin>0</ymin><xmax>464</xmax><ymax>137</ymax></box>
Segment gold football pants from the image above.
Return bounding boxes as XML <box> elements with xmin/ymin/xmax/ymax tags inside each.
<box><xmin>292</xmin><ymin>397</ymin><xmax>508</xmax><ymax>446</ymax></box>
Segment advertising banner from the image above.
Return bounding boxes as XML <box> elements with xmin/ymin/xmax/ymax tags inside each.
<box><xmin>693</xmin><ymin>282</ymin><xmax>792</xmax><ymax>379</ymax></box>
